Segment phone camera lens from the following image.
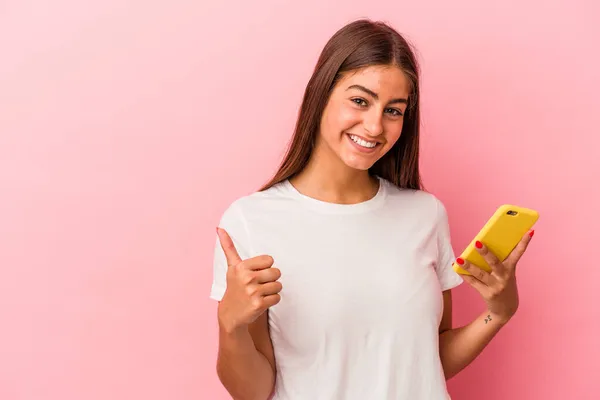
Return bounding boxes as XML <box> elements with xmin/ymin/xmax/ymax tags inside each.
<box><xmin>507</xmin><ymin>210</ymin><xmax>518</xmax><ymax>216</ymax></box>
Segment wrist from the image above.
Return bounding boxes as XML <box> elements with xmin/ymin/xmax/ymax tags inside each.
<box><xmin>219</xmin><ymin>322</ymin><xmax>249</xmax><ymax>338</ymax></box>
<box><xmin>217</xmin><ymin>312</ymin><xmax>248</xmax><ymax>337</ymax></box>
<box><xmin>486</xmin><ymin>310</ymin><xmax>513</xmax><ymax>326</ymax></box>
<box><xmin>218</xmin><ymin>320</ymin><xmax>253</xmax><ymax>355</ymax></box>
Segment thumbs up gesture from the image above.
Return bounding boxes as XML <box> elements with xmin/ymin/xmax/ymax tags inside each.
<box><xmin>216</xmin><ymin>227</ymin><xmax>282</xmax><ymax>333</ymax></box>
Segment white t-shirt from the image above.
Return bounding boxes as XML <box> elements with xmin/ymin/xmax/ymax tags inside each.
<box><xmin>210</xmin><ymin>176</ymin><xmax>463</xmax><ymax>400</ymax></box>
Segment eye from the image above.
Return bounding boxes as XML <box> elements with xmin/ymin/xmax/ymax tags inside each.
<box><xmin>351</xmin><ymin>98</ymin><xmax>368</xmax><ymax>107</ymax></box>
<box><xmin>385</xmin><ymin>108</ymin><xmax>403</xmax><ymax>117</ymax></box>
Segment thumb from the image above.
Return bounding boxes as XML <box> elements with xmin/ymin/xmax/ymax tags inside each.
<box><xmin>216</xmin><ymin>227</ymin><xmax>242</xmax><ymax>267</ymax></box>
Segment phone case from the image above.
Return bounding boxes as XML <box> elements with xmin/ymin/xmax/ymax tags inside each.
<box><xmin>453</xmin><ymin>204</ymin><xmax>539</xmax><ymax>275</ymax></box>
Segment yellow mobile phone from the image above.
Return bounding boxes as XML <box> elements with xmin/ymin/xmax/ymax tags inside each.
<box><xmin>453</xmin><ymin>204</ymin><xmax>539</xmax><ymax>275</ymax></box>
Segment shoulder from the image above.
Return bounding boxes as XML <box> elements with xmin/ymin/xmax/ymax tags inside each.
<box><xmin>382</xmin><ymin>178</ymin><xmax>448</xmax><ymax>220</ymax></box>
<box><xmin>379</xmin><ymin>178</ymin><xmax>451</xmax><ymax>231</ymax></box>
<box><xmin>218</xmin><ymin>181</ymin><xmax>291</xmax><ymax>225</ymax></box>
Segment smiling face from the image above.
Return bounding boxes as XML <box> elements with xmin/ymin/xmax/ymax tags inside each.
<box><xmin>316</xmin><ymin>65</ymin><xmax>410</xmax><ymax>171</ymax></box>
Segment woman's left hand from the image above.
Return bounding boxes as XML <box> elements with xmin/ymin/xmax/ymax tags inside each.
<box><xmin>457</xmin><ymin>230</ymin><xmax>535</xmax><ymax>324</ymax></box>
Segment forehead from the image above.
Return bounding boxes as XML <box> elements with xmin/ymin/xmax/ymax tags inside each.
<box><xmin>337</xmin><ymin>65</ymin><xmax>410</xmax><ymax>98</ymax></box>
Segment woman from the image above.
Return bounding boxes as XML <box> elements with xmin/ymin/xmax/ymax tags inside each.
<box><xmin>210</xmin><ymin>19</ymin><xmax>533</xmax><ymax>400</ymax></box>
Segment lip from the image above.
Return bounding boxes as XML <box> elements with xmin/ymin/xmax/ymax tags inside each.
<box><xmin>347</xmin><ymin>133</ymin><xmax>382</xmax><ymax>144</ymax></box>
<box><xmin>346</xmin><ymin>133</ymin><xmax>380</xmax><ymax>153</ymax></box>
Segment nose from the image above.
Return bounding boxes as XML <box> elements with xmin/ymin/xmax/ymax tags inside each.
<box><xmin>362</xmin><ymin>109</ymin><xmax>383</xmax><ymax>137</ymax></box>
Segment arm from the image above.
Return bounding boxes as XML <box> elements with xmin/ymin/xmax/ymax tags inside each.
<box><xmin>217</xmin><ymin>310</ymin><xmax>276</xmax><ymax>400</ymax></box>
<box><xmin>214</xmin><ymin>227</ymin><xmax>281</xmax><ymax>400</ymax></box>
<box><xmin>438</xmin><ymin>290</ymin><xmax>507</xmax><ymax>380</ymax></box>
<box><xmin>438</xmin><ymin>230</ymin><xmax>534</xmax><ymax>380</ymax></box>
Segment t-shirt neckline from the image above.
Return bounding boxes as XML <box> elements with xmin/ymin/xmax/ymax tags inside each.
<box><xmin>282</xmin><ymin>176</ymin><xmax>388</xmax><ymax>214</ymax></box>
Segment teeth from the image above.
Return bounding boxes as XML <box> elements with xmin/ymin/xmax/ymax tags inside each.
<box><xmin>349</xmin><ymin>134</ymin><xmax>377</xmax><ymax>148</ymax></box>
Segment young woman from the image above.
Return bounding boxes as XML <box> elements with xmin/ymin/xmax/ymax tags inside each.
<box><xmin>210</xmin><ymin>19</ymin><xmax>534</xmax><ymax>400</ymax></box>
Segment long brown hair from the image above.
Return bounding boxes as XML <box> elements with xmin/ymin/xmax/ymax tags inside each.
<box><xmin>260</xmin><ymin>19</ymin><xmax>422</xmax><ymax>191</ymax></box>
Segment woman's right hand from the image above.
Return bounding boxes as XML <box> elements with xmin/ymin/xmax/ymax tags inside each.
<box><xmin>216</xmin><ymin>227</ymin><xmax>282</xmax><ymax>334</ymax></box>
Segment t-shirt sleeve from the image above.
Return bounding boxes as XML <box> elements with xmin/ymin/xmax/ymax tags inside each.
<box><xmin>434</xmin><ymin>198</ymin><xmax>463</xmax><ymax>291</ymax></box>
<box><xmin>210</xmin><ymin>201</ymin><xmax>253</xmax><ymax>301</ymax></box>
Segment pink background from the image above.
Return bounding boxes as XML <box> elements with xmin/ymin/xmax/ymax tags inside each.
<box><xmin>1</xmin><ymin>1</ymin><xmax>598</xmax><ymax>399</ymax></box>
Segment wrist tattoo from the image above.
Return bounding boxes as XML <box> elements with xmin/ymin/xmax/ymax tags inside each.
<box><xmin>484</xmin><ymin>314</ymin><xmax>492</xmax><ymax>324</ymax></box>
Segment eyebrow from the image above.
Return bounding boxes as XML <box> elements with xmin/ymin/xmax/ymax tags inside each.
<box><xmin>346</xmin><ymin>84</ymin><xmax>408</xmax><ymax>105</ymax></box>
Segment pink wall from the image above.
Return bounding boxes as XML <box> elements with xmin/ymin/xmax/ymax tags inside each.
<box><xmin>1</xmin><ymin>1</ymin><xmax>598</xmax><ymax>399</ymax></box>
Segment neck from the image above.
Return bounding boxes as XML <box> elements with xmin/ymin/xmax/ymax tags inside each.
<box><xmin>289</xmin><ymin>142</ymin><xmax>379</xmax><ymax>205</ymax></box>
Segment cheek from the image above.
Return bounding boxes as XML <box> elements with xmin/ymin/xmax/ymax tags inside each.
<box><xmin>337</xmin><ymin>106</ymin><xmax>360</xmax><ymax>128</ymax></box>
<box><xmin>383</xmin><ymin>121</ymin><xmax>404</xmax><ymax>146</ymax></box>
<box><xmin>323</xmin><ymin>104</ymin><xmax>360</xmax><ymax>136</ymax></box>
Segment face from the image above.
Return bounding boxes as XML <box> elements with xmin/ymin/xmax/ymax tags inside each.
<box><xmin>317</xmin><ymin>65</ymin><xmax>410</xmax><ymax>171</ymax></box>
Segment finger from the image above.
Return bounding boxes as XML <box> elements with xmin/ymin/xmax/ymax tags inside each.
<box><xmin>462</xmin><ymin>274</ymin><xmax>491</xmax><ymax>296</ymax></box>
<box><xmin>474</xmin><ymin>241</ymin><xmax>505</xmax><ymax>275</ymax></box>
<box><xmin>255</xmin><ymin>267</ymin><xmax>281</xmax><ymax>283</ymax></box>
<box><xmin>243</xmin><ymin>255</ymin><xmax>275</xmax><ymax>271</ymax></box>
<box><xmin>216</xmin><ymin>227</ymin><xmax>242</xmax><ymax>267</ymax></box>
<box><xmin>261</xmin><ymin>294</ymin><xmax>281</xmax><ymax>308</ymax></box>
<box><xmin>505</xmin><ymin>230</ymin><xmax>534</xmax><ymax>268</ymax></box>
<box><xmin>259</xmin><ymin>281</ymin><xmax>283</xmax><ymax>296</ymax></box>
<box><xmin>456</xmin><ymin>258</ymin><xmax>495</xmax><ymax>286</ymax></box>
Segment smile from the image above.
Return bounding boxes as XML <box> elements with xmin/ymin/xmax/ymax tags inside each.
<box><xmin>347</xmin><ymin>134</ymin><xmax>379</xmax><ymax>149</ymax></box>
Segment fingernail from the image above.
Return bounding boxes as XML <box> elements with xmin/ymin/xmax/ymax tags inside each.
<box><xmin>456</xmin><ymin>257</ymin><xmax>465</xmax><ymax>265</ymax></box>
<box><xmin>216</xmin><ymin>227</ymin><xmax>220</xmax><ymax>234</ymax></box>
<box><xmin>475</xmin><ymin>241</ymin><xmax>483</xmax><ymax>249</ymax></box>
<box><xmin>529</xmin><ymin>230</ymin><xmax>535</xmax><ymax>238</ymax></box>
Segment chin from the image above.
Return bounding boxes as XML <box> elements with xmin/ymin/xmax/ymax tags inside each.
<box><xmin>341</xmin><ymin>154</ymin><xmax>378</xmax><ymax>171</ymax></box>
